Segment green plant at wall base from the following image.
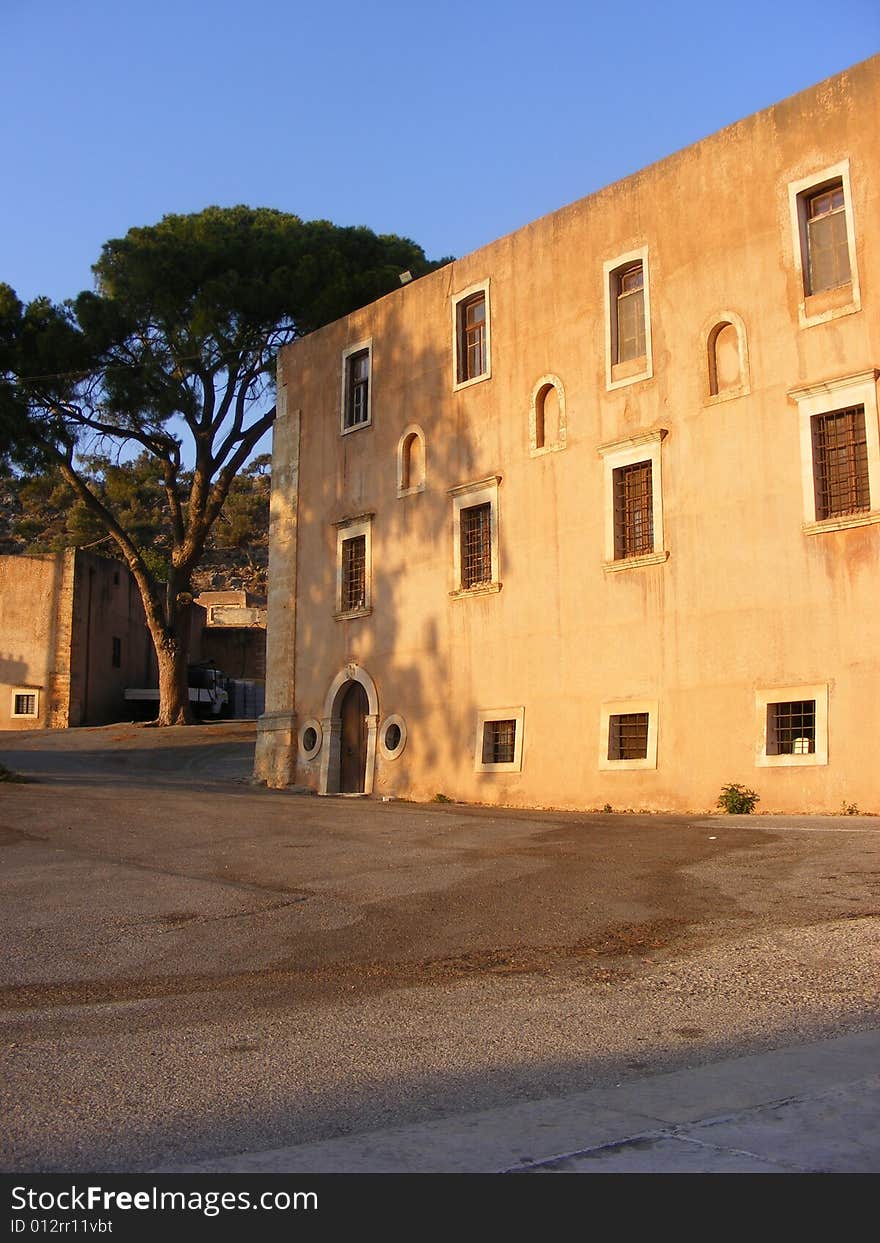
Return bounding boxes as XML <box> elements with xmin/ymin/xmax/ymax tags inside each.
<box><xmin>841</xmin><ymin>800</ymin><xmax>860</xmax><ymax>816</ymax></box>
<box><xmin>433</xmin><ymin>793</ymin><xmax>453</xmax><ymax>803</ymax></box>
<box><xmin>717</xmin><ymin>783</ymin><xmax>760</xmax><ymax>814</ymax></box>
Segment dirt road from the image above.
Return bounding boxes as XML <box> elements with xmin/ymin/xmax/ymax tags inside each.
<box><xmin>1</xmin><ymin>724</ymin><xmax>878</xmax><ymax>1171</ymax></box>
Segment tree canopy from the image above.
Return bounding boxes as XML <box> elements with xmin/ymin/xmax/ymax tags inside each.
<box><xmin>0</xmin><ymin>205</ymin><xmax>448</xmax><ymax>722</ymax></box>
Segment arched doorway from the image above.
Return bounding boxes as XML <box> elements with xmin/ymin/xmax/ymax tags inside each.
<box><xmin>339</xmin><ymin>680</ymin><xmax>369</xmax><ymax>793</ymax></box>
<box><xmin>319</xmin><ymin>664</ymin><xmax>380</xmax><ymax>795</ymax></box>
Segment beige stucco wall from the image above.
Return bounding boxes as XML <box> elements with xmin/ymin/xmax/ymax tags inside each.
<box><xmin>0</xmin><ymin>552</ymin><xmax>68</xmax><ymax>729</ymax></box>
<box><xmin>0</xmin><ymin>550</ymin><xmax>153</xmax><ymax>730</ymax></box>
<box><xmin>258</xmin><ymin>56</ymin><xmax>880</xmax><ymax>813</ymax></box>
<box><xmin>68</xmin><ymin>552</ymin><xmax>154</xmax><ymax>725</ymax></box>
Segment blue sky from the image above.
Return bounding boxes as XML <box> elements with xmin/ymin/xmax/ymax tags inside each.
<box><xmin>1</xmin><ymin>0</ymin><xmax>878</xmax><ymax>306</ymax></box>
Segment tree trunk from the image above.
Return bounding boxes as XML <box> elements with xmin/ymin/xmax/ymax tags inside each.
<box><xmin>150</xmin><ymin>604</ymin><xmax>196</xmax><ymax>726</ymax></box>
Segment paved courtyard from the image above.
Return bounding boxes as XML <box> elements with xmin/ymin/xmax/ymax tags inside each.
<box><xmin>1</xmin><ymin>723</ymin><xmax>878</xmax><ymax>1172</ymax></box>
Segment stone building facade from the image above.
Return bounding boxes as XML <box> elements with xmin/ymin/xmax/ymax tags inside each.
<box><xmin>0</xmin><ymin>549</ymin><xmax>154</xmax><ymax>730</ymax></box>
<box><xmin>255</xmin><ymin>57</ymin><xmax>880</xmax><ymax>814</ymax></box>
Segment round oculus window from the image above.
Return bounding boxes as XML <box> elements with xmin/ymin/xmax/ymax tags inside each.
<box><xmin>300</xmin><ymin>719</ymin><xmax>322</xmax><ymax>759</ymax></box>
<box><xmin>379</xmin><ymin>714</ymin><xmax>406</xmax><ymax>760</ymax></box>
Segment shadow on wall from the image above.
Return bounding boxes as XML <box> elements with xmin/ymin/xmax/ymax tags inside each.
<box><xmin>291</xmin><ymin>266</ymin><xmax>495</xmax><ymax>800</ymax></box>
<box><xmin>0</xmin><ymin>654</ymin><xmax>30</xmax><ymax>687</ymax></box>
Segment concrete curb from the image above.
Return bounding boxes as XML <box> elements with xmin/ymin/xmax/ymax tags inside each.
<box><xmin>158</xmin><ymin>1027</ymin><xmax>880</xmax><ymax>1174</ymax></box>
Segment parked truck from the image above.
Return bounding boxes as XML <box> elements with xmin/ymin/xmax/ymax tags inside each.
<box><xmin>124</xmin><ymin>663</ymin><xmax>230</xmax><ymax>718</ymax></box>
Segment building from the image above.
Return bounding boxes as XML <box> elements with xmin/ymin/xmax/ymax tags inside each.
<box><xmin>255</xmin><ymin>57</ymin><xmax>880</xmax><ymax>814</ymax></box>
<box><xmin>193</xmin><ymin>590</ymin><xmax>267</xmax><ymax>681</ymax></box>
<box><xmin>193</xmin><ymin>590</ymin><xmax>267</xmax><ymax>718</ymax></box>
<box><xmin>0</xmin><ymin>549</ymin><xmax>154</xmax><ymax>730</ymax></box>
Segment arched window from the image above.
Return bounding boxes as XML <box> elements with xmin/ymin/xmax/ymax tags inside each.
<box><xmin>705</xmin><ymin>314</ymin><xmax>749</xmax><ymax>402</ymax></box>
<box><xmin>529</xmin><ymin>374</ymin><xmax>566</xmax><ymax>456</ymax></box>
<box><xmin>397</xmin><ymin>425</ymin><xmax>426</xmax><ymax>496</ymax></box>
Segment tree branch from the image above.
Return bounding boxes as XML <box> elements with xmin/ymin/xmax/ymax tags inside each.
<box><xmin>45</xmin><ymin>442</ymin><xmax>169</xmax><ymax>637</ymax></box>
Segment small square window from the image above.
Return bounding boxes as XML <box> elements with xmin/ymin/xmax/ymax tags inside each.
<box><xmin>451</xmin><ymin>281</ymin><xmax>491</xmax><ymax>391</ymax></box>
<box><xmin>599</xmin><ymin>699</ymin><xmax>658</xmax><ymax>770</ymax></box>
<box><xmin>13</xmin><ymin>692</ymin><xmax>37</xmax><ymax>716</ymax></box>
<box><xmin>755</xmin><ymin>684</ymin><xmax>828</xmax><ymax>767</ymax></box>
<box><xmin>766</xmin><ymin>700</ymin><xmax>815</xmax><ymax>756</ymax></box>
<box><xmin>474</xmin><ymin>707</ymin><xmax>524</xmax><ymax>773</ymax></box>
<box><xmin>340</xmin><ymin>340</ymin><xmax>372</xmax><ymax>433</ymax></box>
<box><xmin>482</xmin><ymin>718</ymin><xmax>516</xmax><ymax>765</ymax></box>
<box><xmin>608</xmin><ymin>712</ymin><xmax>649</xmax><ymax>761</ymax></box>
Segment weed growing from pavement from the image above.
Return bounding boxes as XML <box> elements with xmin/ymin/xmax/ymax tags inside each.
<box><xmin>717</xmin><ymin>782</ymin><xmax>760</xmax><ymax>814</ymax></box>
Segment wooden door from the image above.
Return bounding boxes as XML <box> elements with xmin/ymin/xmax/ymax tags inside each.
<box><xmin>339</xmin><ymin>680</ymin><xmax>368</xmax><ymax>793</ymax></box>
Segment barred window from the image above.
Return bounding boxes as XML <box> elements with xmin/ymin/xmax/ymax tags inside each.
<box><xmin>811</xmin><ymin>406</ymin><xmax>869</xmax><ymax>520</ymax></box>
<box><xmin>608</xmin><ymin>712</ymin><xmax>649</xmax><ymax>761</ymax></box>
<box><xmin>344</xmin><ymin>348</ymin><xmax>370</xmax><ymax>429</ymax></box>
<box><xmin>806</xmin><ymin>182</ymin><xmax>851</xmax><ymax>295</ymax></box>
<box><xmin>613</xmin><ymin>461</ymin><xmax>654</xmax><ymax>558</ymax></box>
<box><xmin>457</xmin><ymin>292</ymin><xmax>486</xmax><ymax>383</ymax></box>
<box><xmin>341</xmin><ymin>535</ymin><xmax>366</xmax><ymax>611</ymax></box>
<box><xmin>767</xmin><ymin>700</ymin><xmax>816</xmax><ymax>756</ymax></box>
<box><xmin>616</xmin><ymin>263</ymin><xmax>646</xmax><ymax>362</ymax></box>
<box><xmin>460</xmin><ymin>502</ymin><xmax>492</xmax><ymax>588</ymax></box>
<box><xmin>482</xmin><ymin>718</ymin><xmax>516</xmax><ymax>766</ymax></box>
<box><xmin>13</xmin><ymin>692</ymin><xmax>37</xmax><ymax>717</ymax></box>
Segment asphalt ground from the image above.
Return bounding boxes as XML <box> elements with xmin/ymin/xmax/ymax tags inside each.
<box><xmin>1</xmin><ymin>722</ymin><xmax>878</xmax><ymax>1173</ymax></box>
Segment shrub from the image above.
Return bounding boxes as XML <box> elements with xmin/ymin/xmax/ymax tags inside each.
<box><xmin>717</xmin><ymin>782</ymin><xmax>760</xmax><ymax>814</ymax></box>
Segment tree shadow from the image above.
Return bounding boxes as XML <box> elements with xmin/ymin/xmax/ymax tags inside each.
<box><xmin>272</xmin><ymin>256</ymin><xmax>545</xmax><ymax>806</ymax></box>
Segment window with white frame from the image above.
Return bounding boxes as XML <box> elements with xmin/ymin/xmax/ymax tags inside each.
<box><xmin>12</xmin><ymin>689</ymin><xmax>39</xmax><ymax>718</ymax></box>
<box><xmin>604</xmin><ymin>247</ymin><xmax>653</xmax><ymax>389</ymax></box>
<box><xmin>789</xmin><ymin>371</ymin><xmax>880</xmax><ymax>535</ymax></box>
<box><xmin>755</xmin><ymin>684</ymin><xmax>828</xmax><ymax>768</ymax></box>
<box><xmin>474</xmin><ymin>707</ymin><xmax>524</xmax><ymax>773</ymax></box>
<box><xmin>299</xmin><ymin>718</ymin><xmax>323</xmax><ymax>761</ymax></box>
<box><xmin>379</xmin><ymin>714</ymin><xmax>407</xmax><ymax>760</ymax></box>
<box><xmin>341</xmin><ymin>339</ymin><xmax>372</xmax><ymax>433</ymax></box>
<box><xmin>598</xmin><ymin>430</ymin><xmax>669</xmax><ymax>571</ymax></box>
<box><xmin>334</xmin><ymin>513</ymin><xmax>373</xmax><ymax>618</ymax></box>
<box><xmin>452</xmin><ymin>280</ymin><xmax>491</xmax><ymax>390</ymax></box>
<box><xmin>599</xmin><ymin>700</ymin><xmax>659</xmax><ymax>771</ymax></box>
<box><xmin>788</xmin><ymin>162</ymin><xmax>860</xmax><ymax>326</ymax></box>
<box><xmin>448</xmin><ymin>476</ymin><xmax>501</xmax><ymax>597</ymax></box>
